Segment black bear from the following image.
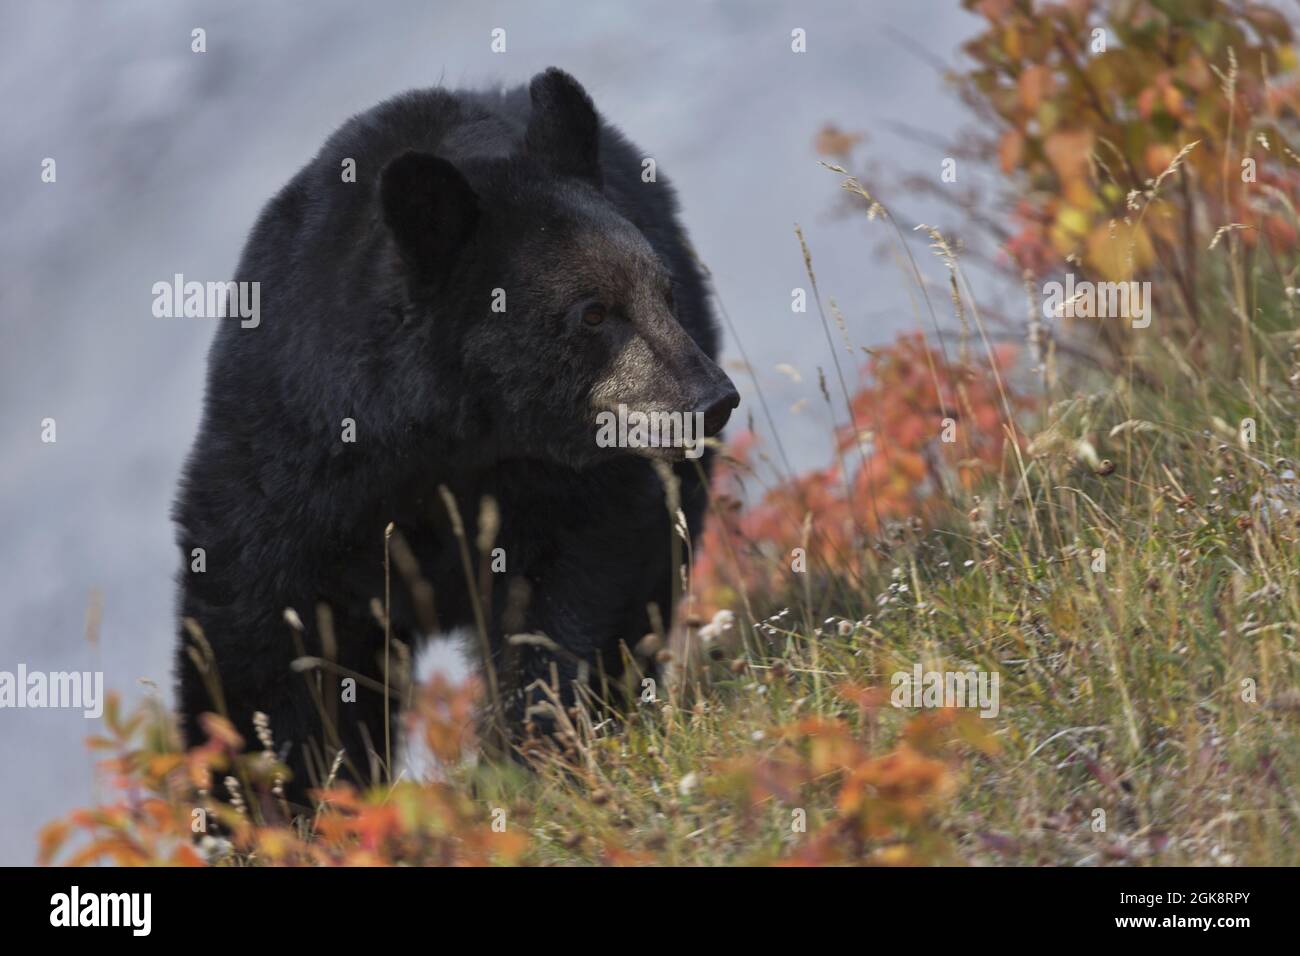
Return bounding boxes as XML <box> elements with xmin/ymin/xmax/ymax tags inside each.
<box><xmin>173</xmin><ymin>68</ymin><xmax>738</xmax><ymax>809</ymax></box>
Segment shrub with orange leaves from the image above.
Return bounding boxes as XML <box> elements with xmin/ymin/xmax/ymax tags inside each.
<box><xmin>814</xmin><ymin>1</ymin><xmax>1300</xmax><ymax>370</ymax></box>
<box><xmin>957</xmin><ymin>0</ymin><xmax>1300</xmax><ymax>356</ymax></box>
<box><xmin>39</xmin><ymin>676</ymin><xmax>527</xmax><ymax>867</ymax></box>
<box><xmin>708</xmin><ymin>685</ymin><xmax>999</xmax><ymax>865</ymax></box>
<box><xmin>692</xmin><ymin>332</ymin><xmax>1018</xmax><ymax>616</ymax></box>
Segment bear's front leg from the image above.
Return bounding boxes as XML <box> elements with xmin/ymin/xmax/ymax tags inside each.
<box><xmin>485</xmin><ymin>476</ymin><xmax>694</xmax><ymax>757</ymax></box>
<box><xmin>176</xmin><ymin>603</ymin><xmax>399</xmax><ymax>816</ymax></box>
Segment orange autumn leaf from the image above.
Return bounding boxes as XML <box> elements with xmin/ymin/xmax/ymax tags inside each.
<box><xmin>1018</xmin><ymin>64</ymin><xmax>1053</xmax><ymax>112</ymax></box>
<box><xmin>198</xmin><ymin>712</ymin><xmax>244</xmax><ymax>751</ymax></box>
<box><xmin>1043</xmin><ymin>128</ymin><xmax>1093</xmax><ymax>184</ymax></box>
<box><xmin>998</xmin><ymin>129</ymin><xmax>1025</xmax><ymax>174</ymax></box>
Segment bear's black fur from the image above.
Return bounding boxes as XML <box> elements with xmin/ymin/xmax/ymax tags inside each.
<box><xmin>173</xmin><ymin>69</ymin><xmax>737</xmax><ymax>808</ymax></box>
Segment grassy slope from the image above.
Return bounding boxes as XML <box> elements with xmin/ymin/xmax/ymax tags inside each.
<box><xmin>476</xmin><ymin>377</ymin><xmax>1300</xmax><ymax>865</ymax></box>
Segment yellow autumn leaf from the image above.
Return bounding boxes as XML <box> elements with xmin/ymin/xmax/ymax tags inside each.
<box><xmin>1049</xmin><ymin>205</ymin><xmax>1091</xmax><ymax>255</ymax></box>
<box><xmin>1003</xmin><ymin>25</ymin><xmax>1022</xmax><ymax>60</ymax></box>
<box><xmin>1085</xmin><ymin>221</ymin><xmax>1154</xmax><ymax>281</ymax></box>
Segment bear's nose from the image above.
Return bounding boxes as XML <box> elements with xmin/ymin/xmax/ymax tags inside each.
<box><xmin>699</xmin><ymin>386</ymin><xmax>740</xmax><ymax>437</ymax></box>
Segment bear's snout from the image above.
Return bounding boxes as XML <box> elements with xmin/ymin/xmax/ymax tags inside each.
<box><xmin>696</xmin><ymin>383</ymin><xmax>740</xmax><ymax>437</ymax></box>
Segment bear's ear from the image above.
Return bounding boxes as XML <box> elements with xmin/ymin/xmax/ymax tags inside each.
<box><xmin>379</xmin><ymin>150</ymin><xmax>479</xmax><ymax>278</ymax></box>
<box><xmin>525</xmin><ymin>68</ymin><xmax>602</xmax><ymax>188</ymax></box>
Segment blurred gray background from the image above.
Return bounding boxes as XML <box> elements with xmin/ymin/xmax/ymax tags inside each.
<box><xmin>0</xmin><ymin>0</ymin><xmax>981</xmax><ymax>863</ymax></box>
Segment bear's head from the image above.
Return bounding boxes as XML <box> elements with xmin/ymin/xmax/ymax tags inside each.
<box><xmin>378</xmin><ymin>68</ymin><xmax>739</xmax><ymax>469</ymax></box>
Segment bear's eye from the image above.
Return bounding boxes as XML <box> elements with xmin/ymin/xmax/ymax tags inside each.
<box><xmin>581</xmin><ymin>303</ymin><xmax>607</xmax><ymax>327</ymax></box>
